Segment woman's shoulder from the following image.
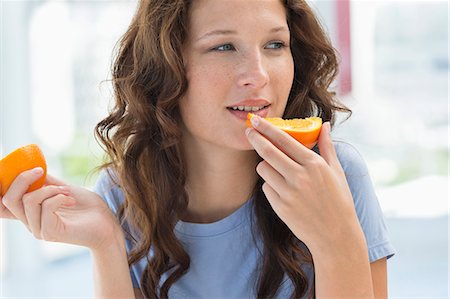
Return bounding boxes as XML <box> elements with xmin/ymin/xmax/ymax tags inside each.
<box><xmin>93</xmin><ymin>167</ymin><xmax>125</xmax><ymax>213</ymax></box>
<box><xmin>93</xmin><ymin>167</ymin><xmax>120</xmax><ymax>192</ymax></box>
<box><xmin>332</xmin><ymin>140</ymin><xmax>370</xmax><ymax>177</ymax></box>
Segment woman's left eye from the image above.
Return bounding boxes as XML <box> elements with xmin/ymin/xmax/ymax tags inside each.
<box><xmin>212</xmin><ymin>44</ymin><xmax>235</xmax><ymax>51</ymax></box>
<box><xmin>265</xmin><ymin>41</ymin><xmax>286</xmax><ymax>50</ymax></box>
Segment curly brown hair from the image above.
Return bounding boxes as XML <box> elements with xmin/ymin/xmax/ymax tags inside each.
<box><xmin>95</xmin><ymin>0</ymin><xmax>350</xmax><ymax>298</ymax></box>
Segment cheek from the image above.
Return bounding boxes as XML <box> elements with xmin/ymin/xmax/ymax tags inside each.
<box><xmin>278</xmin><ymin>57</ymin><xmax>294</xmax><ymax>89</ymax></box>
<box><xmin>271</xmin><ymin>63</ymin><xmax>294</xmax><ymax>98</ymax></box>
<box><xmin>187</xmin><ymin>62</ymin><xmax>234</xmax><ymax>95</ymax></box>
<box><xmin>268</xmin><ymin>59</ymin><xmax>294</xmax><ymax>116</ymax></box>
<box><xmin>180</xmin><ymin>65</ymin><xmax>230</xmax><ymax>131</ymax></box>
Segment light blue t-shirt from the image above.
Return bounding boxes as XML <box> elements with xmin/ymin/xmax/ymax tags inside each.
<box><xmin>94</xmin><ymin>141</ymin><xmax>396</xmax><ymax>298</ymax></box>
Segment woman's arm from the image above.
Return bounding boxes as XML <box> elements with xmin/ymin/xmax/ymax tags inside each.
<box><xmin>311</xmin><ymin>228</ymin><xmax>374</xmax><ymax>298</ymax></box>
<box><xmin>91</xmin><ymin>229</ymin><xmax>135</xmax><ymax>299</ymax></box>
<box><xmin>246</xmin><ymin>118</ymin><xmax>379</xmax><ymax>296</ymax></box>
<box><xmin>0</xmin><ymin>170</ymin><xmax>136</xmax><ymax>298</ymax></box>
<box><xmin>371</xmin><ymin>258</ymin><xmax>388</xmax><ymax>298</ymax></box>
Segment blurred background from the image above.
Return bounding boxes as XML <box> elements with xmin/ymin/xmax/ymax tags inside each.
<box><xmin>0</xmin><ymin>0</ymin><xmax>448</xmax><ymax>298</ymax></box>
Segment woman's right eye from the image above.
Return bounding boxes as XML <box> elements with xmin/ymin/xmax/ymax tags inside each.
<box><xmin>211</xmin><ymin>43</ymin><xmax>235</xmax><ymax>52</ymax></box>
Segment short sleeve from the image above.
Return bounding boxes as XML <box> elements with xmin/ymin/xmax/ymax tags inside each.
<box><xmin>93</xmin><ymin>169</ymin><xmax>141</xmax><ymax>288</ymax></box>
<box><xmin>93</xmin><ymin>169</ymin><xmax>123</xmax><ymax>214</ymax></box>
<box><xmin>334</xmin><ymin>141</ymin><xmax>396</xmax><ymax>262</ymax></box>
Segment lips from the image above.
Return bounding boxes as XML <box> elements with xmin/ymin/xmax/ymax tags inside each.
<box><xmin>227</xmin><ymin>105</ymin><xmax>270</xmax><ymax>120</ymax></box>
<box><xmin>226</xmin><ymin>99</ymin><xmax>271</xmax><ymax>108</ymax></box>
<box><xmin>226</xmin><ymin>98</ymin><xmax>272</xmax><ymax>121</ymax></box>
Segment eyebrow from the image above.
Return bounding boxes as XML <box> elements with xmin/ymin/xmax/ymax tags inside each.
<box><xmin>196</xmin><ymin>26</ymin><xmax>289</xmax><ymax>42</ymax></box>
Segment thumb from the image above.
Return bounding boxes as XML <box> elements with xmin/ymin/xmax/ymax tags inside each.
<box><xmin>317</xmin><ymin>122</ymin><xmax>340</xmax><ymax>169</ymax></box>
<box><xmin>44</xmin><ymin>174</ymin><xmax>67</xmax><ymax>187</ymax></box>
<box><xmin>0</xmin><ymin>196</ymin><xmax>16</xmax><ymax>219</ymax></box>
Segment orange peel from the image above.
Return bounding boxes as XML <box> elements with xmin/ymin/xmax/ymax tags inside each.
<box><xmin>247</xmin><ymin>113</ymin><xmax>322</xmax><ymax>149</ymax></box>
<box><xmin>0</xmin><ymin>144</ymin><xmax>47</xmax><ymax>196</ymax></box>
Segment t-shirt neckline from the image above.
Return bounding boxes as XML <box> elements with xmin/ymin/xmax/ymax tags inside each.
<box><xmin>174</xmin><ymin>196</ymin><xmax>254</xmax><ymax>238</ymax></box>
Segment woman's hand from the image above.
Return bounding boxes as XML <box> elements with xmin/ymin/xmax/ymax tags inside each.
<box><xmin>0</xmin><ymin>168</ymin><xmax>121</xmax><ymax>251</ymax></box>
<box><xmin>245</xmin><ymin>116</ymin><xmax>365</xmax><ymax>252</ymax></box>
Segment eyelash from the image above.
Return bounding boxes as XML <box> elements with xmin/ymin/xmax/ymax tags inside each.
<box><xmin>266</xmin><ymin>41</ymin><xmax>287</xmax><ymax>50</ymax></box>
<box><xmin>211</xmin><ymin>41</ymin><xmax>287</xmax><ymax>52</ymax></box>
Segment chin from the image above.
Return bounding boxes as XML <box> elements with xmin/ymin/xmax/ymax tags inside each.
<box><xmin>234</xmin><ymin>138</ymin><xmax>255</xmax><ymax>151</ymax></box>
<box><xmin>208</xmin><ymin>130</ymin><xmax>255</xmax><ymax>152</ymax></box>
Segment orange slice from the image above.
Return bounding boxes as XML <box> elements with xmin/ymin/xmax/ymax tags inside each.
<box><xmin>0</xmin><ymin>144</ymin><xmax>47</xmax><ymax>196</ymax></box>
<box><xmin>246</xmin><ymin>113</ymin><xmax>322</xmax><ymax>149</ymax></box>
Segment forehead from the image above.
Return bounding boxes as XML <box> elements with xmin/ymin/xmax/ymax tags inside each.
<box><xmin>188</xmin><ymin>0</ymin><xmax>288</xmax><ymax>37</ymax></box>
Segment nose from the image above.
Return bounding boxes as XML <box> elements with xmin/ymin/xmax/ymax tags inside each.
<box><xmin>236</xmin><ymin>50</ymin><xmax>269</xmax><ymax>89</ymax></box>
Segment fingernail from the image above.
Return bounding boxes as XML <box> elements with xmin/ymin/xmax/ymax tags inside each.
<box><xmin>245</xmin><ymin>128</ymin><xmax>252</xmax><ymax>136</ymax></box>
<box><xmin>32</xmin><ymin>167</ymin><xmax>43</xmax><ymax>175</ymax></box>
<box><xmin>250</xmin><ymin>115</ymin><xmax>260</xmax><ymax>127</ymax></box>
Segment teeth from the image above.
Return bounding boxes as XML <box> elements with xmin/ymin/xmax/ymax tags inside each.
<box><xmin>231</xmin><ymin>105</ymin><xmax>267</xmax><ymax>111</ymax></box>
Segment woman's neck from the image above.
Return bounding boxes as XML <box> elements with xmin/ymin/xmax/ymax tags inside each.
<box><xmin>181</xmin><ymin>139</ymin><xmax>260</xmax><ymax>224</ymax></box>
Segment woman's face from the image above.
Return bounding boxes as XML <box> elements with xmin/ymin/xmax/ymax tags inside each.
<box><xmin>180</xmin><ymin>0</ymin><xmax>294</xmax><ymax>151</ymax></box>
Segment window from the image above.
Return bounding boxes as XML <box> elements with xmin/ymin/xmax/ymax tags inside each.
<box><xmin>344</xmin><ymin>1</ymin><xmax>448</xmax><ymax>216</ymax></box>
<box><xmin>1</xmin><ymin>1</ymin><xmax>136</xmax><ymax>296</ymax></box>
<box><xmin>1</xmin><ymin>0</ymin><xmax>447</xmax><ymax>297</ymax></box>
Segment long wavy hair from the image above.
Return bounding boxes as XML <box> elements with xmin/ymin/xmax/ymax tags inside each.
<box><xmin>95</xmin><ymin>0</ymin><xmax>351</xmax><ymax>298</ymax></box>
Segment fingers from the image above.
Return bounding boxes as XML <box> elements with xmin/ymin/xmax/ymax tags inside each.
<box><xmin>247</xmin><ymin>115</ymin><xmax>316</xmax><ymax>165</ymax></box>
<box><xmin>44</xmin><ymin>174</ymin><xmax>67</xmax><ymax>186</ymax></box>
<box><xmin>2</xmin><ymin>167</ymin><xmax>45</xmax><ymax>226</ymax></box>
<box><xmin>317</xmin><ymin>122</ymin><xmax>342</xmax><ymax>171</ymax></box>
<box><xmin>0</xmin><ymin>195</ymin><xmax>16</xmax><ymax>219</ymax></box>
<box><xmin>261</xmin><ymin>182</ymin><xmax>280</xmax><ymax>208</ymax></box>
<box><xmin>40</xmin><ymin>194</ymin><xmax>76</xmax><ymax>242</ymax></box>
<box><xmin>246</xmin><ymin>127</ymin><xmax>299</xmax><ymax>179</ymax></box>
<box><xmin>256</xmin><ymin>160</ymin><xmax>287</xmax><ymax>196</ymax></box>
<box><xmin>23</xmin><ymin>185</ymin><xmax>71</xmax><ymax>239</ymax></box>
<box><xmin>2</xmin><ymin>169</ymin><xmax>71</xmax><ymax>241</ymax></box>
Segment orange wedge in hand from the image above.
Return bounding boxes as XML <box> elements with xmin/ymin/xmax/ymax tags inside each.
<box><xmin>246</xmin><ymin>113</ymin><xmax>323</xmax><ymax>149</ymax></box>
<box><xmin>0</xmin><ymin>144</ymin><xmax>47</xmax><ymax>196</ymax></box>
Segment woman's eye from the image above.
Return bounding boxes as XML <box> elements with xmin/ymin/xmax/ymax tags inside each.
<box><xmin>212</xmin><ymin>44</ymin><xmax>235</xmax><ymax>51</ymax></box>
<box><xmin>266</xmin><ymin>41</ymin><xmax>286</xmax><ymax>50</ymax></box>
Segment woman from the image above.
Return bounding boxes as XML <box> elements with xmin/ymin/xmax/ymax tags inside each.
<box><xmin>0</xmin><ymin>0</ymin><xmax>395</xmax><ymax>298</ymax></box>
